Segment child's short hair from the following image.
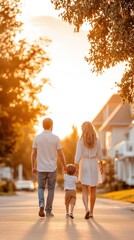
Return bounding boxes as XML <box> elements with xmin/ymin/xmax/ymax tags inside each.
<box><xmin>66</xmin><ymin>164</ymin><xmax>76</xmax><ymax>176</ymax></box>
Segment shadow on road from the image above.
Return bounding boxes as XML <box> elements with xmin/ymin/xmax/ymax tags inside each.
<box><xmin>22</xmin><ymin>218</ymin><xmax>50</xmax><ymax>240</ymax></box>
<box><xmin>65</xmin><ymin>217</ymin><xmax>79</xmax><ymax>240</ymax></box>
<box><xmin>86</xmin><ymin>219</ymin><xmax>118</xmax><ymax>240</ymax></box>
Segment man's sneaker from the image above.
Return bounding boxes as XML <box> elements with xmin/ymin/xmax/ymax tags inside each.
<box><xmin>39</xmin><ymin>207</ymin><xmax>45</xmax><ymax>217</ymax></box>
<box><xmin>46</xmin><ymin>212</ymin><xmax>54</xmax><ymax>217</ymax></box>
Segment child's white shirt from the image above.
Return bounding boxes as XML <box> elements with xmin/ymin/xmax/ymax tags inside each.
<box><xmin>64</xmin><ymin>174</ymin><xmax>78</xmax><ymax>190</ymax></box>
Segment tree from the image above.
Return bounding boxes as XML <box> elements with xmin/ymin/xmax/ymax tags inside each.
<box><xmin>12</xmin><ymin>125</ymin><xmax>36</xmax><ymax>179</ymax></box>
<box><xmin>51</xmin><ymin>0</ymin><xmax>134</xmax><ymax>104</ymax></box>
<box><xmin>0</xmin><ymin>0</ymin><xmax>50</xmax><ymax>156</ymax></box>
<box><xmin>61</xmin><ymin>125</ymin><xmax>79</xmax><ymax>164</ymax></box>
<box><xmin>57</xmin><ymin>125</ymin><xmax>79</xmax><ymax>187</ymax></box>
<box><xmin>103</xmin><ymin>157</ymin><xmax>115</xmax><ymax>192</ymax></box>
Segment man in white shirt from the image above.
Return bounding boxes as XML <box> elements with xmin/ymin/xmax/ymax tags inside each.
<box><xmin>31</xmin><ymin>118</ymin><xmax>66</xmax><ymax>217</ymax></box>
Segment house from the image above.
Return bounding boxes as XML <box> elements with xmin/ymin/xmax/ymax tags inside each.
<box><xmin>0</xmin><ymin>157</ymin><xmax>13</xmax><ymax>180</ymax></box>
<box><xmin>0</xmin><ymin>157</ymin><xmax>15</xmax><ymax>192</ymax></box>
<box><xmin>92</xmin><ymin>94</ymin><xmax>134</xmax><ymax>186</ymax></box>
<box><xmin>114</xmin><ymin>122</ymin><xmax>134</xmax><ymax>186</ymax></box>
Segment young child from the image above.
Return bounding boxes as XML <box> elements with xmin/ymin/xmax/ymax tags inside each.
<box><xmin>64</xmin><ymin>164</ymin><xmax>78</xmax><ymax>219</ymax></box>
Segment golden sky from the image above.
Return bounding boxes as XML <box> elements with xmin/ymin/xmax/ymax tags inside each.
<box><xmin>22</xmin><ymin>0</ymin><xmax>125</xmax><ymax>138</ymax></box>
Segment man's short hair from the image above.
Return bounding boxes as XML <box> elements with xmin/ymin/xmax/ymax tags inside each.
<box><xmin>42</xmin><ymin>118</ymin><xmax>53</xmax><ymax>130</ymax></box>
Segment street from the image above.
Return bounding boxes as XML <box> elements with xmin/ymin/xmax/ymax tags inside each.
<box><xmin>0</xmin><ymin>189</ymin><xmax>134</xmax><ymax>240</ymax></box>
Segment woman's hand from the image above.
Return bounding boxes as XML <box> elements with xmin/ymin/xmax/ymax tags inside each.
<box><xmin>75</xmin><ymin>163</ymin><xmax>79</xmax><ymax>175</ymax></box>
<box><xmin>99</xmin><ymin>161</ymin><xmax>103</xmax><ymax>174</ymax></box>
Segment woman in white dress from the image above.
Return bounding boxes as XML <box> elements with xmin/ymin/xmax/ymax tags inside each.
<box><xmin>75</xmin><ymin>121</ymin><xmax>103</xmax><ymax>219</ymax></box>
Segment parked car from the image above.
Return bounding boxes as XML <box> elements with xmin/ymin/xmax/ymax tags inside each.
<box><xmin>15</xmin><ymin>180</ymin><xmax>35</xmax><ymax>191</ymax></box>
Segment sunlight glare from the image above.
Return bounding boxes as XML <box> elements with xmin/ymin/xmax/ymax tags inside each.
<box><xmin>22</xmin><ymin>0</ymin><xmax>58</xmax><ymax>18</ymax></box>
<box><xmin>21</xmin><ymin>0</ymin><xmax>126</xmax><ymax>139</ymax></box>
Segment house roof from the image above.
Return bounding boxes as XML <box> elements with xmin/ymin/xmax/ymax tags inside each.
<box><xmin>92</xmin><ymin>94</ymin><xmax>132</xmax><ymax>131</ymax></box>
<box><xmin>92</xmin><ymin>94</ymin><xmax>122</xmax><ymax>127</ymax></box>
<box><xmin>98</xmin><ymin>103</ymin><xmax>132</xmax><ymax>131</ymax></box>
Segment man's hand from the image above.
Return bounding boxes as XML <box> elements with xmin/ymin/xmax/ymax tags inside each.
<box><xmin>31</xmin><ymin>148</ymin><xmax>37</xmax><ymax>175</ymax></box>
<box><xmin>63</xmin><ymin>166</ymin><xmax>67</xmax><ymax>173</ymax></box>
<box><xmin>32</xmin><ymin>168</ymin><xmax>37</xmax><ymax>175</ymax></box>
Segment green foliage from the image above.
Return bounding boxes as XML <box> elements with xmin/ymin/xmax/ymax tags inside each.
<box><xmin>57</xmin><ymin>125</ymin><xmax>79</xmax><ymax>176</ymax></box>
<box><xmin>103</xmin><ymin>158</ymin><xmax>115</xmax><ymax>191</ymax></box>
<box><xmin>0</xmin><ymin>179</ymin><xmax>16</xmax><ymax>193</ymax></box>
<box><xmin>116</xmin><ymin>60</ymin><xmax>134</xmax><ymax>104</ymax></box>
<box><xmin>12</xmin><ymin>125</ymin><xmax>36</xmax><ymax>179</ymax></box>
<box><xmin>51</xmin><ymin>0</ymin><xmax>134</xmax><ymax>103</ymax></box>
<box><xmin>62</xmin><ymin>125</ymin><xmax>79</xmax><ymax>164</ymax></box>
<box><xmin>0</xmin><ymin>0</ymin><xmax>50</xmax><ymax>156</ymax></box>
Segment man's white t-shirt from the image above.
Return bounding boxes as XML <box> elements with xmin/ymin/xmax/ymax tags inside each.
<box><xmin>32</xmin><ymin>130</ymin><xmax>62</xmax><ymax>172</ymax></box>
<box><xmin>64</xmin><ymin>174</ymin><xmax>78</xmax><ymax>190</ymax></box>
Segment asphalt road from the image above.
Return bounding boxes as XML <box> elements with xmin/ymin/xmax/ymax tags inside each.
<box><xmin>0</xmin><ymin>189</ymin><xmax>134</xmax><ymax>240</ymax></box>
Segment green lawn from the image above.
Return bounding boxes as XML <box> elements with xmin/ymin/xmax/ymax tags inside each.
<box><xmin>97</xmin><ymin>189</ymin><xmax>134</xmax><ymax>203</ymax></box>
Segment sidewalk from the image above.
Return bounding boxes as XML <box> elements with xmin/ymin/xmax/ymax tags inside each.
<box><xmin>0</xmin><ymin>189</ymin><xmax>134</xmax><ymax>240</ymax></box>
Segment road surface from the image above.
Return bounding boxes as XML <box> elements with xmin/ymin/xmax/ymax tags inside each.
<box><xmin>0</xmin><ymin>189</ymin><xmax>134</xmax><ymax>240</ymax></box>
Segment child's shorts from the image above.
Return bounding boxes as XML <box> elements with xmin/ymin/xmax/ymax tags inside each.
<box><xmin>65</xmin><ymin>190</ymin><xmax>76</xmax><ymax>206</ymax></box>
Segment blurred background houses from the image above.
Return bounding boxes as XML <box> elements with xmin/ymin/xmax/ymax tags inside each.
<box><xmin>92</xmin><ymin>94</ymin><xmax>134</xmax><ymax>191</ymax></box>
<box><xmin>0</xmin><ymin>157</ymin><xmax>15</xmax><ymax>193</ymax></box>
<box><xmin>1</xmin><ymin>93</ymin><xmax>133</xmax><ymax>194</ymax></box>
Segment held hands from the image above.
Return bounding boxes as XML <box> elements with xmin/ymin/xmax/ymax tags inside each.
<box><xmin>63</xmin><ymin>166</ymin><xmax>67</xmax><ymax>174</ymax></box>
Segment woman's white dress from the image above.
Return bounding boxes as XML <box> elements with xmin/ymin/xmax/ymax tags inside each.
<box><xmin>75</xmin><ymin>139</ymin><xmax>103</xmax><ymax>186</ymax></box>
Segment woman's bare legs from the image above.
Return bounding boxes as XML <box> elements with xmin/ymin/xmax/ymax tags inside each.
<box><xmin>82</xmin><ymin>185</ymin><xmax>89</xmax><ymax>213</ymax></box>
<box><xmin>89</xmin><ymin>186</ymin><xmax>96</xmax><ymax>216</ymax></box>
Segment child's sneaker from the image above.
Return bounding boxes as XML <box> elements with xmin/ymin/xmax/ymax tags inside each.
<box><xmin>66</xmin><ymin>213</ymin><xmax>70</xmax><ymax>218</ymax></box>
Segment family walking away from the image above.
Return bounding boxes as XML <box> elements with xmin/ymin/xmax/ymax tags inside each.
<box><xmin>31</xmin><ymin>118</ymin><xmax>103</xmax><ymax>219</ymax></box>
<box><xmin>75</xmin><ymin>121</ymin><xmax>103</xmax><ymax>219</ymax></box>
<box><xmin>31</xmin><ymin>118</ymin><xmax>66</xmax><ymax>217</ymax></box>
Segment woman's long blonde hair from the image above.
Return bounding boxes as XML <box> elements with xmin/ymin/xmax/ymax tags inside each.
<box><xmin>81</xmin><ymin>121</ymin><xmax>97</xmax><ymax>148</ymax></box>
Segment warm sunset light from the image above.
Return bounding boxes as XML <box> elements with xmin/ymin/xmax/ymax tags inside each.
<box><xmin>1</xmin><ymin>2</ymin><xmax>134</xmax><ymax>237</ymax></box>
<box><xmin>22</xmin><ymin>0</ymin><xmax>125</xmax><ymax>139</ymax></box>
<box><xmin>22</xmin><ymin>0</ymin><xmax>58</xmax><ymax>18</ymax></box>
